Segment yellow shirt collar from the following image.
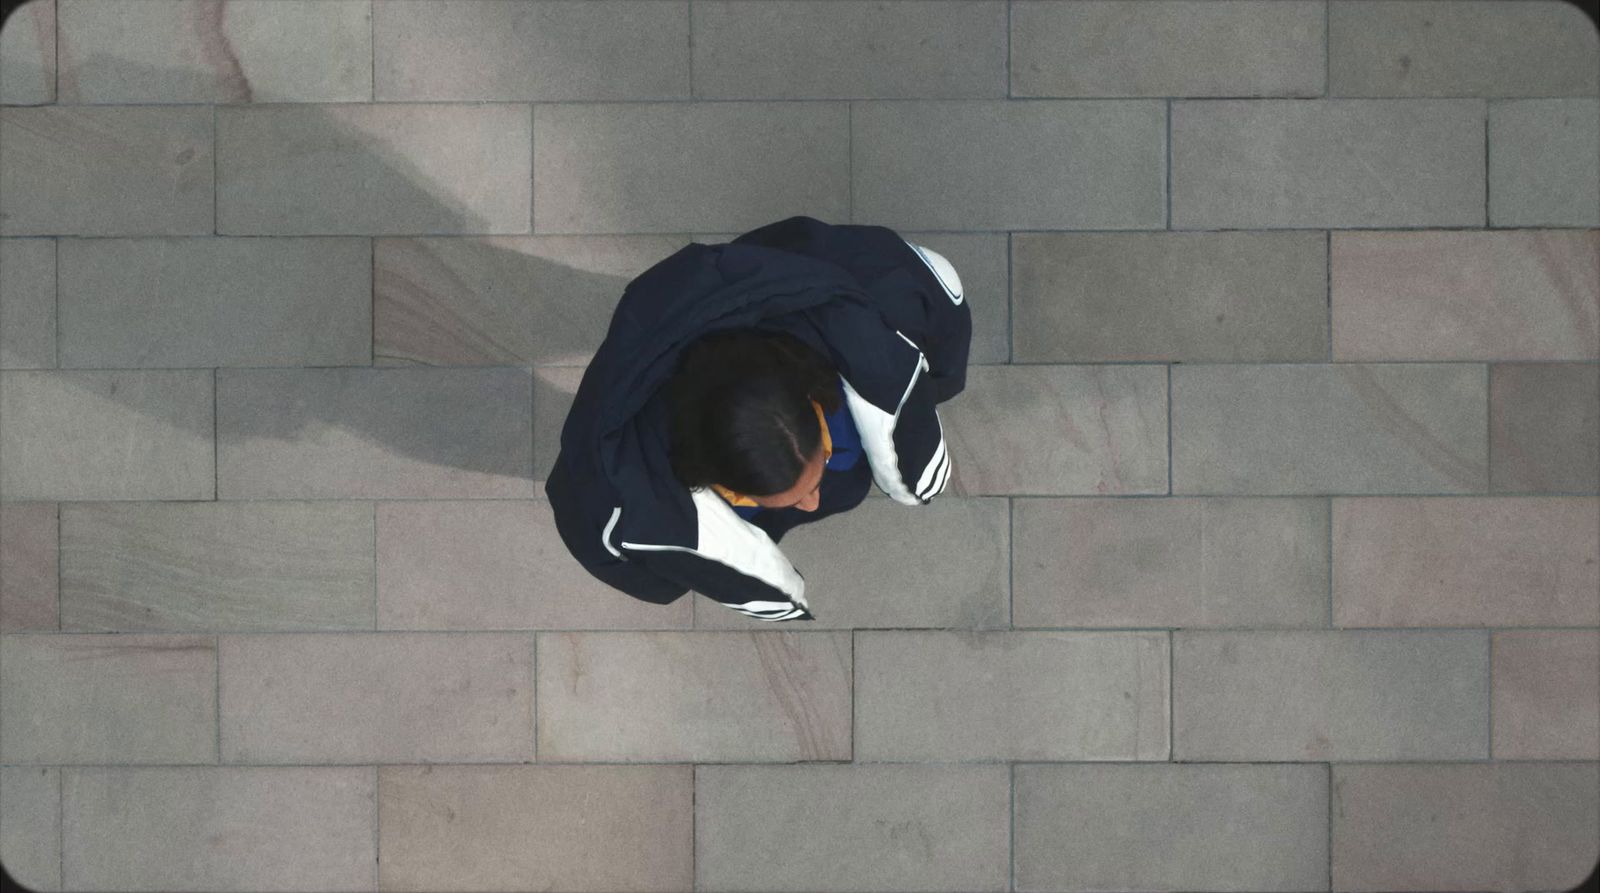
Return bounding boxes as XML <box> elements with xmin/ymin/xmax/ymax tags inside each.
<box><xmin>711</xmin><ymin>399</ymin><xmax>832</xmax><ymax>507</ymax></box>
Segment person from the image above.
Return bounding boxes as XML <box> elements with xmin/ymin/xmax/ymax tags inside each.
<box><xmin>544</xmin><ymin>216</ymin><xmax>971</xmax><ymax>622</ymax></box>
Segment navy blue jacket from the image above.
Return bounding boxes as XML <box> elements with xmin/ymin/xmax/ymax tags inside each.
<box><xmin>544</xmin><ymin>216</ymin><xmax>971</xmax><ymax>621</ymax></box>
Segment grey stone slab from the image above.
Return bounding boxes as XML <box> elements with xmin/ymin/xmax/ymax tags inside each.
<box><xmin>696</xmin><ymin>497</ymin><xmax>1011</xmax><ymax>628</ymax></box>
<box><xmin>57</xmin><ymin>0</ymin><xmax>371</xmax><ymax>103</ymax></box>
<box><xmin>0</xmin><ymin>765</ymin><xmax>60</xmax><ymax>892</ymax></box>
<box><xmin>1332</xmin><ymin>763</ymin><xmax>1600</xmax><ymax>892</ymax></box>
<box><xmin>0</xmin><ymin>237</ymin><xmax>55</xmax><ymax>369</ymax></box>
<box><xmin>0</xmin><ymin>632</ymin><xmax>216</xmax><ymax>764</ymax></box>
<box><xmin>58</xmin><ymin>237</ymin><xmax>371</xmax><ymax>368</ymax></box>
<box><xmin>855</xmin><ymin>630</ymin><xmax>1168</xmax><ymax>761</ymax></box>
<box><xmin>376</xmin><ymin>498</ymin><xmax>693</xmax><ymax>630</ymax></box>
<box><xmin>63</xmin><ymin>766</ymin><xmax>375</xmax><ymax>893</ymax></box>
<box><xmin>1013</xmin><ymin>0</ymin><xmax>1324</xmax><ymax>98</ymax></box>
<box><xmin>1014</xmin><ymin>497</ymin><xmax>1330</xmax><ymax>628</ymax></box>
<box><xmin>1329</xmin><ymin>0</ymin><xmax>1600</xmax><ymax>97</ymax></box>
<box><xmin>693</xmin><ymin>0</ymin><xmax>1005</xmax><ymax>99</ymax></box>
<box><xmin>1490</xmin><ymin>98</ymin><xmax>1600</xmax><ymax>227</ymax></box>
<box><xmin>374</xmin><ymin>233</ymin><xmax>682</xmax><ymax>367</ymax></box>
<box><xmin>219</xmin><ymin>632</ymin><xmax>533</xmax><ymax>763</ymax></box>
<box><xmin>941</xmin><ymin>364</ymin><xmax>1168</xmax><ymax>495</ymax></box>
<box><xmin>1493</xmin><ymin>630</ymin><xmax>1600</xmax><ymax>760</ymax></box>
<box><xmin>375</xmin><ymin>0</ymin><xmax>687</xmax><ymax>101</ymax></box>
<box><xmin>379</xmin><ymin>764</ymin><xmax>693</xmax><ymax>893</ymax></box>
<box><xmin>1331</xmin><ymin>230</ymin><xmax>1599</xmax><ymax>361</ymax></box>
<box><xmin>1491</xmin><ymin>363</ymin><xmax>1600</xmax><ymax>493</ymax></box>
<box><xmin>216</xmin><ymin>366</ymin><xmax>534</xmax><ymax>499</ymax></box>
<box><xmin>1012</xmin><ymin>231</ymin><xmax>1328</xmax><ymax>362</ymax></box>
<box><xmin>1174</xmin><ymin>630</ymin><xmax>1488</xmax><ymax>760</ymax></box>
<box><xmin>0</xmin><ymin>0</ymin><xmax>53</xmax><ymax>105</ymax></box>
<box><xmin>536</xmin><ymin>630</ymin><xmax>851</xmax><ymax>762</ymax></box>
<box><xmin>1171</xmin><ymin>99</ymin><xmax>1485</xmax><ymax>229</ymax></box>
<box><xmin>533</xmin><ymin>102</ymin><xmax>849</xmax><ymax>234</ymax></box>
<box><xmin>1015</xmin><ymin>764</ymin><xmax>1328</xmax><ymax>891</ymax></box>
<box><xmin>695</xmin><ymin>763</ymin><xmax>1010</xmax><ymax>892</ymax></box>
<box><xmin>853</xmin><ymin>99</ymin><xmax>1166</xmax><ymax>230</ymax></box>
<box><xmin>0</xmin><ymin>106</ymin><xmax>213</xmax><ymax>236</ymax></box>
<box><xmin>0</xmin><ymin>501</ymin><xmax>58</xmax><ymax>631</ymax></box>
<box><xmin>60</xmin><ymin>501</ymin><xmax>374</xmax><ymax>633</ymax></box>
<box><xmin>0</xmin><ymin>369</ymin><xmax>214</xmax><ymax>501</ymax></box>
<box><xmin>1171</xmin><ymin>363</ymin><xmax>1487</xmax><ymax>494</ymax></box>
<box><xmin>217</xmin><ymin>103</ymin><xmax>531</xmax><ymax>235</ymax></box>
<box><xmin>1333</xmin><ymin>496</ymin><xmax>1600</xmax><ymax>627</ymax></box>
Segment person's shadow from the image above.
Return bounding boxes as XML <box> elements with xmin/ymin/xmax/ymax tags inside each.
<box><xmin>0</xmin><ymin>39</ymin><xmax>973</xmax><ymax>502</ymax></box>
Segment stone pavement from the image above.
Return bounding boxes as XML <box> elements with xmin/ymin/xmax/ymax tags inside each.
<box><xmin>0</xmin><ymin>1</ymin><xmax>1596</xmax><ymax>890</ymax></box>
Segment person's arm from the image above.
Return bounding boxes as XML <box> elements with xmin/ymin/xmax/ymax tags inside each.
<box><xmin>620</xmin><ymin>486</ymin><xmax>818</xmax><ymax>621</ymax></box>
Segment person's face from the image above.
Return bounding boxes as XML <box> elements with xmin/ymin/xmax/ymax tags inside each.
<box><xmin>748</xmin><ymin>446</ymin><xmax>826</xmax><ymax>512</ymax></box>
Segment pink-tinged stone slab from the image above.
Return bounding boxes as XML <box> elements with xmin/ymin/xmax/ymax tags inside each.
<box><xmin>695</xmin><ymin>763</ymin><xmax>1010</xmax><ymax>891</ymax></box>
<box><xmin>1332</xmin><ymin>763</ymin><xmax>1599</xmax><ymax>892</ymax></box>
<box><xmin>0</xmin><ymin>501</ymin><xmax>57</xmax><ymax>631</ymax></box>
<box><xmin>376</xmin><ymin>499</ymin><xmax>691</xmax><ymax>630</ymax></box>
<box><xmin>854</xmin><ymin>629</ymin><xmax>1168</xmax><ymax>761</ymax></box>
<box><xmin>218</xmin><ymin>632</ymin><xmax>533</xmax><ymax>764</ymax></box>
<box><xmin>1333</xmin><ymin>496</ymin><xmax>1600</xmax><ymax>627</ymax></box>
<box><xmin>536</xmin><ymin>630</ymin><xmax>852</xmax><ymax>762</ymax></box>
<box><xmin>1015</xmin><ymin>764</ymin><xmax>1327</xmax><ymax>891</ymax></box>
<box><xmin>376</xmin><ymin>0</ymin><xmax>687</xmax><ymax>101</ymax></box>
<box><xmin>1174</xmin><ymin>630</ymin><xmax>1488</xmax><ymax>761</ymax></box>
<box><xmin>1012</xmin><ymin>0</ymin><xmax>1325</xmax><ymax>99</ymax></box>
<box><xmin>63</xmin><ymin>766</ymin><xmax>374</xmax><ymax>892</ymax></box>
<box><xmin>379</xmin><ymin>764</ymin><xmax>692</xmax><ymax>892</ymax></box>
<box><xmin>1172</xmin><ymin>363</ymin><xmax>1486</xmax><ymax>495</ymax></box>
<box><xmin>1492</xmin><ymin>630</ymin><xmax>1599</xmax><ymax>760</ymax></box>
<box><xmin>1013</xmin><ymin>497</ymin><xmax>1329</xmax><ymax>629</ymax></box>
<box><xmin>57</xmin><ymin>0</ymin><xmax>372</xmax><ymax>103</ymax></box>
<box><xmin>0</xmin><ymin>633</ymin><xmax>217</xmax><ymax>764</ymax></box>
<box><xmin>1332</xmin><ymin>230</ymin><xmax>1599</xmax><ymax>361</ymax></box>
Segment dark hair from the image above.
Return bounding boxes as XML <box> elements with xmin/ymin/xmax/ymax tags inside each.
<box><xmin>667</xmin><ymin>328</ymin><xmax>843</xmax><ymax>498</ymax></box>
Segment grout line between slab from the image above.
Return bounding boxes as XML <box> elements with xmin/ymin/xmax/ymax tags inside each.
<box><xmin>1165</xmin><ymin>99</ymin><xmax>1172</xmax><ymax>229</ymax></box>
<box><xmin>73</xmin><ymin>359</ymin><xmax>1598</xmax><ymax>373</ymax></box>
<box><xmin>1484</xmin><ymin>100</ymin><xmax>1492</xmax><ymax>227</ymax></box>
<box><xmin>1327</xmin><ymin>761</ymin><xmax>1333</xmax><ymax>889</ymax></box>
<box><xmin>41</xmin><ymin>223</ymin><xmax>1593</xmax><ymax>238</ymax></box>
<box><xmin>212</xmin><ymin>104</ymin><xmax>217</xmax><ymax>235</ymax></box>
<box><xmin>531</xmin><ymin>633</ymin><xmax>537</xmax><ymax>762</ymax></box>
<box><xmin>6</xmin><ymin>623</ymin><xmax>1582</xmax><ymax>639</ymax></box>
<box><xmin>215</xmin><ymin>634</ymin><xmax>221</xmax><ymax>762</ymax></box>
<box><xmin>1323</xmin><ymin>0</ymin><xmax>1330</xmax><ymax>98</ymax></box>
<box><xmin>11</xmin><ymin>757</ymin><xmax>1583</xmax><ymax>773</ymax></box>
<box><xmin>372</xmin><ymin>764</ymin><xmax>380</xmax><ymax>889</ymax></box>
